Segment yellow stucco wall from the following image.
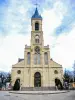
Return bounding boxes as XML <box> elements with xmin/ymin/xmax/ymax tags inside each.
<box><xmin>11</xmin><ymin>16</ymin><xmax>63</xmax><ymax>88</ymax></box>
<box><xmin>11</xmin><ymin>60</ymin><xmax>63</xmax><ymax>87</ymax></box>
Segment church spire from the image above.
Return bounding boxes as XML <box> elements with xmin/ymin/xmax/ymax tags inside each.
<box><xmin>31</xmin><ymin>7</ymin><xmax>42</xmax><ymax>19</ymax></box>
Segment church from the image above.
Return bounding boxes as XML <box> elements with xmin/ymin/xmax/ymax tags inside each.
<box><xmin>11</xmin><ymin>8</ymin><xmax>63</xmax><ymax>90</ymax></box>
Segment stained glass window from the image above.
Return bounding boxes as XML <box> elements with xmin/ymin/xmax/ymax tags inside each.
<box><xmin>27</xmin><ymin>52</ymin><xmax>30</xmax><ymax>64</ymax></box>
<box><xmin>34</xmin><ymin>47</ymin><xmax>41</xmax><ymax>64</ymax></box>
<box><xmin>44</xmin><ymin>52</ymin><xmax>48</xmax><ymax>64</ymax></box>
<box><xmin>34</xmin><ymin>53</ymin><xmax>37</xmax><ymax>64</ymax></box>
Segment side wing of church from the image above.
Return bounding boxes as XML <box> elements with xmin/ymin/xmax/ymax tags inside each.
<box><xmin>11</xmin><ymin>8</ymin><xmax>63</xmax><ymax>90</ymax></box>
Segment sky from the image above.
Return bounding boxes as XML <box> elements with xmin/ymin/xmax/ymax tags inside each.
<box><xmin>0</xmin><ymin>0</ymin><xmax>75</xmax><ymax>72</ymax></box>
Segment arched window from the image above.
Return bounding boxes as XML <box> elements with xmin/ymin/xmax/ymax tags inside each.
<box><xmin>34</xmin><ymin>53</ymin><xmax>37</xmax><ymax>64</ymax></box>
<box><xmin>35</xmin><ymin>22</ymin><xmax>39</xmax><ymax>31</ymax></box>
<box><xmin>37</xmin><ymin>54</ymin><xmax>40</xmax><ymax>64</ymax></box>
<box><xmin>35</xmin><ymin>35</ymin><xmax>39</xmax><ymax>43</ymax></box>
<box><xmin>44</xmin><ymin>52</ymin><xmax>48</xmax><ymax>64</ymax></box>
<box><xmin>34</xmin><ymin>46</ymin><xmax>41</xmax><ymax>64</ymax></box>
<box><xmin>35</xmin><ymin>39</ymin><xmax>39</xmax><ymax>43</ymax></box>
<box><xmin>27</xmin><ymin>52</ymin><xmax>30</xmax><ymax>64</ymax></box>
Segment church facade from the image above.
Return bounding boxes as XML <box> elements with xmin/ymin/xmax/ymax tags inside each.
<box><xmin>11</xmin><ymin>8</ymin><xmax>63</xmax><ymax>90</ymax></box>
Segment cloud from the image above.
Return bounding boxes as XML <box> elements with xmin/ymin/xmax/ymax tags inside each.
<box><xmin>0</xmin><ymin>33</ymin><xmax>30</xmax><ymax>72</ymax></box>
<box><xmin>55</xmin><ymin>0</ymin><xmax>75</xmax><ymax>35</ymax></box>
<box><xmin>0</xmin><ymin>0</ymin><xmax>32</xmax><ymax>36</ymax></box>
<box><xmin>0</xmin><ymin>0</ymin><xmax>75</xmax><ymax>72</ymax></box>
<box><xmin>42</xmin><ymin>8</ymin><xmax>62</xmax><ymax>36</ymax></box>
<box><xmin>41</xmin><ymin>0</ymin><xmax>75</xmax><ymax>70</ymax></box>
<box><xmin>0</xmin><ymin>0</ymin><xmax>32</xmax><ymax>72</ymax></box>
<box><xmin>0</xmin><ymin>0</ymin><xmax>9</xmax><ymax>6</ymax></box>
<box><xmin>51</xmin><ymin>26</ymin><xmax>75</xmax><ymax>70</ymax></box>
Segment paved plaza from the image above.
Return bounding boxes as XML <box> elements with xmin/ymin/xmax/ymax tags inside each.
<box><xmin>0</xmin><ymin>90</ymin><xmax>75</xmax><ymax>100</ymax></box>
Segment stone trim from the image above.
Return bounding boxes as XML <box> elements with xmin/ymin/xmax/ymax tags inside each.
<box><xmin>12</xmin><ymin>67</ymin><xmax>24</xmax><ymax>68</ymax></box>
<box><xmin>21</xmin><ymin>86</ymin><xmax>56</xmax><ymax>91</ymax></box>
<box><xmin>51</xmin><ymin>67</ymin><xmax>62</xmax><ymax>68</ymax></box>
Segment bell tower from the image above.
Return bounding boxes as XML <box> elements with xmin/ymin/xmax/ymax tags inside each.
<box><xmin>31</xmin><ymin>8</ymin><xmax>44</xmax><ymax>48</ymax></box>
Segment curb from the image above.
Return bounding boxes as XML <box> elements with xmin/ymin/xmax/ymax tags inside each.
<box><xmin>9</xmin><ymin>90</ymin><xmax>70</xmax><ymax>95</ymax></box>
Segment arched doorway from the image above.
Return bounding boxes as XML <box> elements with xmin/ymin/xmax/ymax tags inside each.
<box><xmin>55</xmin><ymin>78</ymin><xmax>63</xmax><ymax>90</ymax></box>
<box><xmin>34</xmin><ymin>72</ymin><xmax>41</xmax><ymax>87</ymax></box>
<box><xmin>13</xmin><ymin>79</ymin><xmax>20</xmax><ymax>90</ymax></box>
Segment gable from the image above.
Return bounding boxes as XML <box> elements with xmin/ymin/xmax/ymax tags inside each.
<box><xmin>50</xmin><ymin>59</ymin><xmax>62</xmax><ymax>68</ymax></box>
<box><xmin>12</xmin><ymin>60</ymin><xmax>24</xmax><ymax>68</ymax></box>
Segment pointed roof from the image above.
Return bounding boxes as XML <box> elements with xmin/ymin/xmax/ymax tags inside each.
<box><xmin>32</xmin><ymin>8</ymin><xmax>42</xmax><ymax>19</ymax></box>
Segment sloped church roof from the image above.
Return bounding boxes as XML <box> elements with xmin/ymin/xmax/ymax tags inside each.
<box><xmin>32</xmin><ymin>8</ymin><xmax>42</xmax><ymax>19</ymax></box>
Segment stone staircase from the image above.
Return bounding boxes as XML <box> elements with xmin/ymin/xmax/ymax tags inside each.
<box><xmin>21</xmin><ymin>87</ymin><xmax>56</xmax><ymax>91</ymax></box>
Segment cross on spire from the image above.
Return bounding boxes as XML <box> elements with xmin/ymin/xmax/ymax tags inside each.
<box><xmin>32</xmin><ymin>0</ymin><xmax>42</xmax><ymax>19</ymax></box>
<box><xmin>34</xmin><ymin>0</ymin><xmax>38</xmax><ymax>8</ymax></box>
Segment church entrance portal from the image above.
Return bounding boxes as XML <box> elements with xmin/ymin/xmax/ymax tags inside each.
<box><xmin>13</xmin><ymin>79</ymin><xmax>20</xmax><ymax>90</ymax></box>
<box><xmin>34</xmin><ymin>72</ymin><xmax>41</xmax><ymax>87</ymax></box>
<box><xmin>55</xmin><ymin>78</ymin><xmax>63</xmax><ymax>90</ymax></box>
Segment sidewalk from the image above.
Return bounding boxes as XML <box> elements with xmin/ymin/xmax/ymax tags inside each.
<box><xmin>9</xmin><ymin>90</ymin><xmax>70</xmax><ymax>95</ymax></box>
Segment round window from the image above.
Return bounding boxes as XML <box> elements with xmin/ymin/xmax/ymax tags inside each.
<box><xmin>54</xmin><ymin>70</ymin><xmax>58</xmax><ymax>74</ymax></box>
<box><xmin>35</xmin><ymin>46</ymin><xmax>40</xmax><ymax>53</ymax></box>
<box><xmin>17</xmin><ymin>70</ymin><xmax>21</xmax><ymax>74</ymax></box>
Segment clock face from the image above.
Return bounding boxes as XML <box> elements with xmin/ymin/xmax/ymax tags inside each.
<box><xmin>35</xmin><ymin>46</ymin><xmax>40</xmax><ymax>53</ymax></box>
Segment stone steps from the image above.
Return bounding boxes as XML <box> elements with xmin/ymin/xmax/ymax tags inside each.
<box><xmin>21</xmin><ymin>87</ymin><xmax>56</xmax><ymax>91</ymax></box>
